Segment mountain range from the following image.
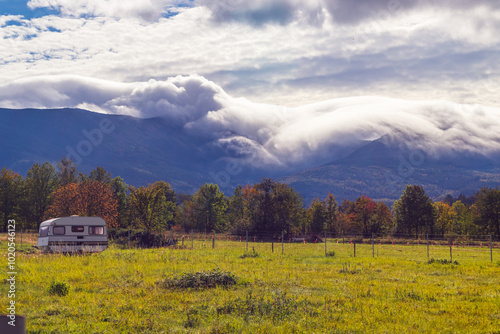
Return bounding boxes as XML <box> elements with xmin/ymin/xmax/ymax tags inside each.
<box><xmin>1</xmin><ymin>107</ymin><xmax>499</xmax><ymax>205</ymax></box>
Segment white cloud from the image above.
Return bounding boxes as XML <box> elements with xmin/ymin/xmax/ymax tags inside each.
<box><xmin>2</xmin><ymin>3</ymin><xmax>499</xmax><ymax>110</ymax></box>
<box><xmin>1</xmin><ymin>74</ymin><xmax>499</xmax><ymax>168</ymax></box>
<box><xmin>0</xmin><ymin>1</ymin><xmax>499</xmax><ymax>172</ymax></box>
<box><xmin>199</xmin><ymin>0</ymin><xmax>500</xmax><ymax>26</ymax></box>
<box><xmin>26</xmin><ymin>0</ymin><xmax>188</xmax><ymax>21</ymax></box>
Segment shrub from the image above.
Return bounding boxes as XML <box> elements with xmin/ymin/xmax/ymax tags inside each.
<box><xmin>240</xmin><ymin>247</ymin><xmax>259</xmax><ymax>259</ymax></box>
<box><xmin>48</xmin><ymin>281</ymin><xmax>70</xmax><ymax>296</ymax></box>
<box><xmin>160</xmin><ymin>269</ymin><xmax>238</xmax><ymax>289</ymax></box>
<box><xmin>107</xmin><ymin>228</ymin><xmax>176</xmax><ymax>248</ymax></box>
<box><xmin>326</xmin><ymin>251</ymin><xmax>336</xmax><ymax>257</ymax></box>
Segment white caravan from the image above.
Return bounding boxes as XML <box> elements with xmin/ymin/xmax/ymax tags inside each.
<box><xmin>37</xmin><ymin>216</ymin><xmax>108</xmax><ymax>253</ymax></box>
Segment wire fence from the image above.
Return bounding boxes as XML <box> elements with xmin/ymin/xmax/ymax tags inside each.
<box><xmin>114</xmin><ymin>230</ymin><xmax>499</xmax><ymax>264</ymax></box>
<box><xmin>11</xmin><ymin>229</ymin><xmax>499</xmax><ymax>264</ymax></box>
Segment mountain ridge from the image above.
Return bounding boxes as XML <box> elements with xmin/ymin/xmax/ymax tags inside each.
<box><xmin>1</xmin><ymin>107</ymin><xmax>498</xmax><ymax>203</ymax></box>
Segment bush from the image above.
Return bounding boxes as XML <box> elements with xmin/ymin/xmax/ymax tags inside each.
<box><xmin>107</xmin><ymin>228</ymin><xmax>176</xmax><ymax>248</ymax></box>
<box><xmin>160</xmin><ymin>269</ymin><xmax>238</xmax><ymax>289</ymax></box>
<box><xmin>326</xmin><ymin>251</ymin><xmax>336</xmax><ymax>257</ymax></box>
<box><xmin>48</xmin><ymin>281</ymin><xmax>70</xmax><ymax>296</ymax></box>
<box><xmin>240</xmin><ymin>247</ymin><xmax>259</xmax><ymax>259</ymax></box>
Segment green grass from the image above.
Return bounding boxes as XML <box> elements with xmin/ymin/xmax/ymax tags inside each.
<box><xmin>1</xmin><ymin>237</ymin><xmax>500</xmax><ymax>333</ymax></box>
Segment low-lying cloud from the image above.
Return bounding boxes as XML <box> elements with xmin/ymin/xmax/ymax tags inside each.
<box><xmin>1</xmin><ymin>74</ymin><xmax>499</xmax><ymax>168</ymax></box>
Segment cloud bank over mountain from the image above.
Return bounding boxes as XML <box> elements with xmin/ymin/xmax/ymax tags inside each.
<box><xmin>2</xmin><ymin>75</ymin><xmax>499</xmax><ymax>169</ymax></box>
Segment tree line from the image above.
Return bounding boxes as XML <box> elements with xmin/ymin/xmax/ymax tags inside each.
<box><xmin>1</xmin><ymin>158</ymin><xmax>499</xmax><ymax>238</ymax></box>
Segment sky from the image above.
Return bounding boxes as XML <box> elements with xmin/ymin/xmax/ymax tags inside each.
<box><xmin>1</xmin><ymin>0</ymin><xmax>500</xmax><ymax>168</ymax></box>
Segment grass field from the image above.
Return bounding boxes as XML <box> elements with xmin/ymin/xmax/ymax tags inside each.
<box><xmin>2</xmin><ymin>235</ymin><xmax>500</xmax><ymax>333</ymax></box>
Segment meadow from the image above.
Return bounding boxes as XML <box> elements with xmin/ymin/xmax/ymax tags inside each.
<box><xmin>2</xmin><ymin>234</ymin><xmax>500</xmax><ymax>333</ymax></box>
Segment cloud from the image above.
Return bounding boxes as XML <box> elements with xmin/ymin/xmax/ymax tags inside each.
<box><xmin>26</xmin><ymin>0</ymin><xmax>189</xmax><ymax>21</ymax></box>
<box><xmin>1</xmin><ymin>75</ymin><xmax>500</xmax><ymax>169</ymax></box>
<box><xmin>198</xmin><ymin>0</ymin><xmax>324</xmax><ymax>26</ymax></box>
<box><xmin>199</xmin><ymin>0</ymin><xmax>500</xmax><ymax>26</ymax></box>
<box><xmin>1</xmin><ymin>3</ymin><xmax>499</xmax><ymax>110</ymax></box>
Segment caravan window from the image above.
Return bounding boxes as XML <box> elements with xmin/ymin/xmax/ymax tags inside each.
<box><xmin>71</xmin><ymin>226</ymin><xmax>84</xmax><ymax>233</ymax></box>
<box><xmin>53</xmin><ymin>226</ymin><xmax>65</xmax><ymax>235</ymax></box>
<box><xmin>39</xmin><ymin>226</ymin><xmax>49</xmax><ymax>237</ymax></box>
<box><xmin>89</xmin><ymin>226</ymin><xmax>104</xmax><ymax>235</ymax></box>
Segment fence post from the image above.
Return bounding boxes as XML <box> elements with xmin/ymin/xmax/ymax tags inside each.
<box><xmin>191</xmin><ymin>231</ymin><xmax>194</xmax><ymax>249</ymax></box>
<box><xmin>372</xmin><ymin>233</ymin><xmax>374</xmax><ymax>258</ymax></box>
<box><xmin>212</xmin><ymin>231</ymin><xmax>215</xmax><ymax>249</ymax></box>
<box><xmin>450</xmin><ymin>241</ymin><xmax>452</xmax><ymax>262</ymax></box>
<box><xmin>282</xmin><ymin>231</ymin><xmax>284</xmax><ymax>255</ymax></box>
<box><xmin>491</xmin><ymin>234</ymin><xmax>493</xmax><ymax>263</ymax></box>
<box><xmin>354</xmin><ymin>242</ymin><xmax>356</xmax><ymax>258</ymax></box>
<box><xmin>427</xmin><ymin>233</ymin><xmax>429</xmax><ymax>261</ymax></box>
<box><xmin>272</xmin><ymin>241</ymin><xmax>274</xmax><ymax>253</ymax></box>
<box><xmin>325</xmin><ymin>231</ymin><xmax>327</xmax><ymax>257</ymax></box>
<box><xmin>21</xmin><ymin>229</ymin><xmax>23</xmax><ymax>247</ymax></box>
<box><xmin>246</xmin><ymin>229</ymin><xmax>248</xmax><ymax>251</ymax></box>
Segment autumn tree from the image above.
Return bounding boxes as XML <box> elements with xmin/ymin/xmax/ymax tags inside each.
<box><xmin>372</xmin><ymin>202</ymin><xmax>393</xmax><ymax>235</ymax></box>
<box><xmin>338</xmin><ymin>199</ymin><xmax>356</xmax><ymax>235</ymax></box>
<box><xmin>353</xmin><ymin>195</ymin><xmax>376</xmax><ymax>236</ymax></box>
<box><xmin>393</xmin><ymin>185</ymin><xmax>435</xmax><ymax>238</ymax></box>
<box><xmin>0</xmin><ymin>168</ymin><xmax>24</xmax><ymax>231</ymax></box>
<box><xmin>192</xmin><ymin>183</ymin><xmax>227</xmax><ymax>232</ymax></box>
<box><xmin>433</xmin><ymin>201</ymin><xmax>457</xmax><ymax>237</ymax></box>
<box><xmin>45</xmin><ymin>181</ymin><xmax>118</xmax><ymax>227</ymax></box>
<box><xmin>129</xmin><ymin>181</ymin><xmax>176</xmax><ymax>232</ymax></box>
<box><xmin>336</xmin><ymin>196</ymin><xmax>392</xmax><ymax>236</ymax></box>
<box><xmin>22</xmin><ymin>162</ymin><xmax>59</xmax><ymax>229</ymax></box>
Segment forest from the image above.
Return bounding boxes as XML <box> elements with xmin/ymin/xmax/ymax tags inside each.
<box><xmin>1</xmin><ymin>157</ymin><xmax>499</xmax><ymax>239</ymax></box>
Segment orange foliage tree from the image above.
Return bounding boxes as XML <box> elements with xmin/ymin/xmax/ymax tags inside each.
<box><xmin>45</xmin><ymin>181</ymin><xmax>118</xmax><ymax>227</ymax></box>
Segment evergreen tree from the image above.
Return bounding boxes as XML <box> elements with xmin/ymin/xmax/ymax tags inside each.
<box><xmin>393</xmin><ymin>185</ymin><xmax>435</xmax><ymax>238</ymax></box>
